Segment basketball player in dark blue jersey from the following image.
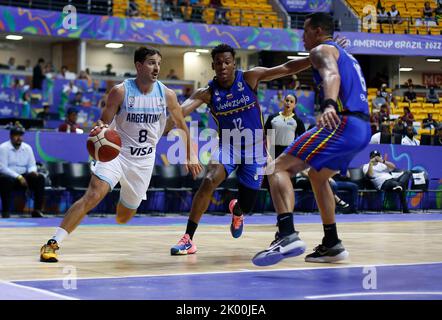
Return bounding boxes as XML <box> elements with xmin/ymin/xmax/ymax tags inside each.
<box><xmin>253</xmin><ymin>13</ymin><xmax>371</xmax><ymax>266</ymax></box>
<box><xmin>168</xmin><ymin>44</ymin><xmax>314</xmax><ymax>255</ymax></box>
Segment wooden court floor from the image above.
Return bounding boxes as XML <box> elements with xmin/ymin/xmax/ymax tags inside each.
<box><xmin>1</xmin><ymin>216</ymin><xmax>442</xmax><ymax>282</ymax></box>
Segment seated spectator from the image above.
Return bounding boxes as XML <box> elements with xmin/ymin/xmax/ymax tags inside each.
<box><xmin>403</xmin><ymin>86</ymin><xmax>417</xmax><ymax>103</ymax></box>
<box><xmin>103</xmin><ymin>63</ymin><xmax>116</xmax><ymax>76</ymax></box>
<box><xmin>362</xmin><ymin>150</ymin><xmax>411</xmax><ymax>213</ymax></box>
<box><xmin>370</xmin><ymin>110</ymin><xmax>380</xmax><ymax>134</ymax></box>
<box><xmin>401</xmin><ymin>126</ymin><xmax>420</xmax><ymax>146</ymax></box>
<box><xmin>388</xmin><ymin>4</ymin><xmax>403</xmax><ymax>24</ymax></box>
<box><xmin>426</xmin><ymin>86</ymin><xmax>440</xmax><ymax>104</ymax></box>
<box><xmin>401</xmin><ymin>106</ymin><xmax>415</xmax><ymax>126</ymax></box>
<box><xmin>403</xmin><ymin>78</ymin><xmax>413</xmax><ymax>88</ymax></box>
<box><xmin>25</xmin><ymin>59</ymin><xmax>32</xmax><ymax>72</ymax></box>
<box><xmin>329</xmin><ymin>172</ymin><xmax>360</xmax><ymax>213</ymax></box>
<box><xmin>70</xmin><ymin>92</ymin><xmax>86</xmax><ymax>106</ymax></box>
<box><xmin>392</xmin><ymin>117</ymin><xmax>406</xmax><ymax>135</ymax></box>
<box><xmin>166</xmin><ymin>69</ymin><xmax>179</xmax><ymax>80</ymax></box>
<box><xmin>436</xmin><ymin>2</ymin><xmax>442</xmax><ymax>24</ymax></box>
<box><xmin>370</xmin><ymin>123</ymin><xmax>391</xmax><ymax>144</ymax></box>
<box><xmin>433</xmin><ymin>125</ymin><xmax>442</xmax><ymax>146</ymax></box>
<box><xmin>378</xmin><ymin>7</ymin><xmax>389</xmax><ymax>24</ymax></box>
<box><xmin>379</xmin><ymin>104</ymin><xmax>390</xmax><ymax>123</ymax></box>
<box><xmin>37</xmin><ymin>104</ymin><xmax>51</xmax><ymax>120</ymax></box>
<box><xmin>58</xmin><ymin>107</ymin><xmax>83</xmax><ymax>134</ymax></box>
<box><xmin>78</xmin><ymin>70</ymin><xmax>93</xmax><ymax>87</ymax></box>
<box><xmin>0</xmin><ymin>123</ymin><xmax>45</xmax><ymax>218</ymax></box>
<box><xmin>380</xmin><ymin>83</ymin><xmax>397</xmax><ymax>109</ymax></box>
<box><xmin>372</xmin><ymin>90</ymin><xmax>388</xmax><ymax>113</ymax></box>
<box><xmin>422</xmin><ymin>113</ymin><xmax>439</xmax><ymax>130</ymax></box>
<box><xmin>211</xmin><ymin>0</ymin><xmax>229</xmax><ymax>25</ymax></box>
<box><xmin>423</xmin><ymin>1</ymin><xmax>434</xmax><ymax>20</ymax></box>
<box><xmin>188</xmin><ymin>0</ymin><xmax>204</xmax><ymax>23</ymax></box>
<box><xmin>127</xmin><ymin>0</ymin><xmax>140</xmax><ymax>17</ymax></box>
<box><xmin>57</xmin><ymin>65</ymin><xmax>76</xmax><ymax>80</ymax></box>
<box><xmin>7</xmin><ymin>57</ymin><xmax>16</xmax><ymax>70</ymax></box>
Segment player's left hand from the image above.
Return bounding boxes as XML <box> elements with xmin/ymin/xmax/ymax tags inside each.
<box><xmin>186</xmin><ymin>163</ymin><xmax>203</xmax><ymax>179</ymax></box>
<box><xmin>318</xmin><ymin>107</ymin><xmax>341</xmax><ymax>130</ymax></box>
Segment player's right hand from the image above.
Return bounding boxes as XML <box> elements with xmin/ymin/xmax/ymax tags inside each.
<box><xmin>93</xmin><ymin>120</ymin><xmax>109</xmax><ymax>131</ymax></box>
<box><xmin>186</xmin><ymin>163</ymin><xmax>203</xmax><ymax>179</ymax></box>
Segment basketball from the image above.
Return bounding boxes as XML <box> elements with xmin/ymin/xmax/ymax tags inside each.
<box><xmin>87</xmin><ymin>127</ymin><xmax>122</xmax><ymax>162</ymax></box>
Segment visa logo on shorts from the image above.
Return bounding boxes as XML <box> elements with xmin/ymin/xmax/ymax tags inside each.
<box><xmin>130</xmin><ymin>146</ymin><xmax>153</xmax><ymax>156</ymax></box>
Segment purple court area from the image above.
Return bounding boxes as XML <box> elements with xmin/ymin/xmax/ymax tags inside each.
<box><xmin>12</xmin><ymin>263</ymin><xmax>442</xmax><ymax>300</ymax></box>
<box><xmin>1</xmin><ymin>213</ymin><xmax>442</xmax><ymax>228</ymax></box>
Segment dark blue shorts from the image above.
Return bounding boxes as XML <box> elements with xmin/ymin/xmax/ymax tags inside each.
<box><xmin>284</xmin><ymin>115</ymin><xmax>371</xmax><ymax>174</ymax></box>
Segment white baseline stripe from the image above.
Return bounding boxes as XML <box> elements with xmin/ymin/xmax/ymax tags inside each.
<box><xmin>12</xmin><ymin>261</ymin><xmax>442</xmax><ymax>283</ymax></box>
<box><xmin>0</xmin><ymin>281</ymin><xmax>78</xmax><ymax>300</ymax></box>
<box><xmin>305</xmin><ymin>291</ymin><xmax>442</xmax><ymax>299</ymax></box>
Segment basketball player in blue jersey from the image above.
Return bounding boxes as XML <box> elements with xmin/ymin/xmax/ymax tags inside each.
<box><xmin>169</xmin><ymin>44</ymin><xmax>315</xmax><ymax>255</ymax></box>
<box><xmin>40</xmin><ymin>46</ymin><xmax>202</xmax><ymax>262</ymax></box>
<box><xmin>253</xmin><ymin>12</ymin><xmax>371</xmax><ymax>266</ymax></box>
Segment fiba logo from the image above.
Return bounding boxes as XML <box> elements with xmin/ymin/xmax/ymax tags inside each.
<box><xmin>62</xmin><ymin>5</ymin><xmax>78</xmax><ymax>30</ymax></box>
<box><xmin>237</xmin><ymin>82</ymin><xmax>244</xmax><ymax>92</ymax></box>
<box><xmin>128</xmin><ymin>96</ymin><xmax>135</xmax><ymax>108</ymax></box>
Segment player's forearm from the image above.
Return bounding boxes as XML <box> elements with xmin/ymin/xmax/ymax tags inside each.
<box><xmin>100</xmin><ymin>108</ymin><xmax>116</xmax><ymax>124</ymax></box>
<box><xmin>283</xmin><ymin>58</ymin><xmax>311</xmax><ymax>75</ymax></box>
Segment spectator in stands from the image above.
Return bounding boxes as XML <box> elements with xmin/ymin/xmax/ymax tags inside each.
<box><xmin>370</xmin><ymin>110</ymin><xmax>380</xmax><ymax>135</ymax></box>
<box><xmin>423</xmin><ymin>1</ymin><xmax>434</xmax><ymax>20</ymax></box>
<box><xmin>21</xmin><ymin>91</ymin><xmax>32</xmax><ymax>119</ymax></box>
<box><xmin>372</xmin><ymin>90</ymin><xmax>388</xmax><ymax>113</ymax></box>
<box><xmin>435</xmin><ymin>2</ymin><xmax>442</xmax><ymax>24</ymax></box>
<box><xmin>362</xmin><ymin>150</ymin><xmax>411</xmax><ymax>213</ymax></box>
<box><xmin>32</xmin><ymin>58</ymin><xmax>46</xmax><ymax>90</ymax></box>
<box><xmin>103</xmin><ymin>63</ymin><xmax>116</xmax><ymax>76</ymax></box>
<box><xmin>329</xmin><ymin>172</ymin><xmax>359</xmax><ymax>213</ymax></box>
<box><xmin>380</xmin><ymin>83</ymin><xmax>397</xmax><ymax>109</ymax></box>
<box><xmin>25</xmin><ymin>59</ymin><xmax>32</xmax><ymax>72</ymax></box>
<box><xmin>7</xmin><ymin>57</ymin><xmax>16</xmax><ymax>70</ymax></box>
<box><xmin>379</xmin><ymin>104</ymin><xmax>390</xmax><ymax>124</ymax></box>
<box><xmin>388</xmin><ymin>4</ymin><xmax>403</xmax><ymax>24</ymax></box>
<box><xmin>422</xmin><ymin>113</ymin><xmax>439</xmax><ymax>130</ymax></box>
<box><xmin>433</xmin><ymin>125</ymin><xmax>442</xmax><ymax>146</ymax></box>
<box><xmin>426</xmin><ymin>86</ymin><xmax>440</xmax><ymax>104</ymax></box>
<box><xmin>37</xmin><ymin>104</ymin><xmax>51</xmax><ymax>121</ymax></box>
<box><xmin>69</xmin><ymin>92</ymin><xmax>86</xmax><ymax>107</ymax></box>
<box><xmin>189</xmin><ymin>0</ymin><xmax>204</xmax><ymax>23</ymax></box>
<box><xmin>403</xmin><ymin>86</ymin><xmax>417</xmax><ymax>103</ymax></box>
<box><xmin>401</xmin><ymin>106</ymin><xmax>415</xmax><ymax>126</ymax></box>
<box><xmin>378</xmin><ymin>7</ymin><xmax>389</xmax><ymax>24</ymax></box>
<box><xmin>211</xmin><ymin>0</ymin><xmax>229</xmax><ymax>25</ymax></box>
<box><xmin>370</xmin><ymin>122</ymin><xmax>391</xmax><ymax>144</ymax></box>
<box><xmin>77</xmin><ymin>70</ymin><xmax>93</xmax><ymax>87</ymax></box>
<box><xmin>403</xmin><ymin>78</ymin><xmax>413</xmax><ymax>88</ymax></box>
<box><xmin>0</xmin><ymin>123</ymin><xmax>45</xmax><ymax>218</ymax></box>
<box><xmin>58</xmin><ymin>107</ymin><xmax>83</xmax><ymax>134</ymax></box>
<box><xmin>392</xmin><ymin>117</ymin><xmax>406</xmax><ymax>135</ymax></box>
<box><xmin>264</xmin><ymin>94</ymin><xmax>305</xmax><ymax>158</ymax></box>
<box><xmin>127</xmin><ymin>0</ymin><xmax>140</xmax><ymax>17</ymax></box>
<box><xmin>58</xmin><ymin>65</ymin><xmax>76</xmax><ymax>80</ymax></box>
<box><xmin>402</xmin><ymin>126</ymin><xmax>420</xmax><ymax>146</ymax></box>
<box><xmin>166</xmin><ymin>69</ymin><xmax>179</xmax><ymax>80</ymax></box>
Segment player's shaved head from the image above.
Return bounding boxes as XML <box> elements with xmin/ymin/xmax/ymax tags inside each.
<box><xmin>305</xmin><ymin>12</ymin><xmax>334</xmax><ymax>37</ymax></box>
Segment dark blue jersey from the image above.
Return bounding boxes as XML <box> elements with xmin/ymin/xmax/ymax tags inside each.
<box><xmin>313</xmin><ymin>41</ymin><xmax>369</xmax><ymax>115</ymax></box>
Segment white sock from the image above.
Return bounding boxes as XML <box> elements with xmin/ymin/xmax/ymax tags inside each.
<box><xmin>51</xmin><ymin>227</ymin><xmax>68</xmax><ymax>244</ymax></box>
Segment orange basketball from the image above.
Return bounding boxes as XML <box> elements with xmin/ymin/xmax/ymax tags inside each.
<box><xmin>87</xmin><ymin>127</ymin><xmax>122</xmax><ymax>162</ymax></box>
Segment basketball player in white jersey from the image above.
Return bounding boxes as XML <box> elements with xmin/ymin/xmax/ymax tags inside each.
<box><xmin>40</xmin><ymin>46</ymin><xmax>202</xmax><ymax>262</ymax></box>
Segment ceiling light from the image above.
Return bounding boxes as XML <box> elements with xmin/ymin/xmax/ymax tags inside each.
<box><xmin>297</xmin><ymin>52</ymin><xmax>310</xmax><ymax>56</ymax></box>
<box><xmin>196</xmin><ymin>49</ymin><xmax>209</xmax><ymax>53</ymax></box>
<box><xmin>6</xmin><ymin>35</ymin><xmax>23</xmax><ymax>40</ymax></box>
<box><xmin>105</xmin><ymin>42</ymin><xmax>124</xmax><ymax>49</ymax></box>
<box><xmin>426</xmin><ymin>58</ymin><xmax>441</xmax><ymax>63</ymax></box>
<box><xmin>399</xmin><ymin>67</ymin><xmax>413</xmax><ymax>72</ymax></box>
<box><xmin>185</xmin><ymin>52</ymin><xmax>200</xmax><ymax>57</ymax></box>
<box><xmin>287</xmin><ymin>56</ymin><xmax>304</xmax><ymax>60</ymax></box>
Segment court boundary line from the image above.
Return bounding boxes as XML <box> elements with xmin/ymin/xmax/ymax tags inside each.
<box><xmin>0</xmin><ymin>280</ymin><xmax>78</xmax><ymax>300</ymax></box>
<box><xmin>305</xmin><ymin>291</ymin><xmax>442</xmax><ymax>299</ymax></box>
<box><xmin>12</xmin><ymin>261</ymin><xmax>442</xmax><ymax>283</ymax></box>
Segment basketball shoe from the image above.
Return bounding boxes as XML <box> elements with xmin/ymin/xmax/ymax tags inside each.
<box><xmin>40</xmin><ymin>239</ymin><xmax>59</xmax><ymax>263</ymax></box>
<box><xmin>229</xmin><ymin>199</ymin><xmax>244</xmax><ymax>238</ymax></box>
<box><xmin>305</xmin><ymin>241</ymin><xmax>349</xmax><ymax>263</ymax></box>
<box><xmin>170</xmin><ymin>234</ymin><xmax>197</xmax><ymax>255</ymax></box>
<box><xmin>252</xmin><ymin>231</ymin><xmax>306</xmax><ymax>266</ymax></box>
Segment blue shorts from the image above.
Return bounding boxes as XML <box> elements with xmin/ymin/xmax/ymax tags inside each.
<box><xmin>212</xmin><ymin>143</ymin><xmax>267</xmax><ymax>190</ymax></box>
<box><xmin>284</xmin><ymin>115</ymin><xmax>371</xmax><ymax>174</ymax></box>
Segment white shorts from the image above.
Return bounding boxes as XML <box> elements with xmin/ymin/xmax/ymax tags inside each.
<box><xmin>91</xmin><ymin>152</ymin><xmax>155</xmax><ymax>210</ymax></box>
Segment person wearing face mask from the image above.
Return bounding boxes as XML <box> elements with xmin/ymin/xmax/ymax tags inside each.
<box><xmin>401</xmin><ymin>126</ymin><xmax>420</xmax><ymax>146</ymax></box>
<box><xmin>362</xmin><ymin>150</ymin><xmax>411</xmax><ymax>213</ymax></box>
<box><xmin>264</xmin><ymin>94</ymin><xmax>306</xmax><ymax>158</ymax></box>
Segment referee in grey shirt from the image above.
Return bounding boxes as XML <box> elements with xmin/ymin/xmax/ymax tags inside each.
<box><xmin>265</xmin><ymin>94</ymin><xmax>306</xmax><ymax>158</ymax></box>
<box><xmin>0</xmin><ymin>123</ymin><xmax>45</xmax><ymax>218</ymax></box>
